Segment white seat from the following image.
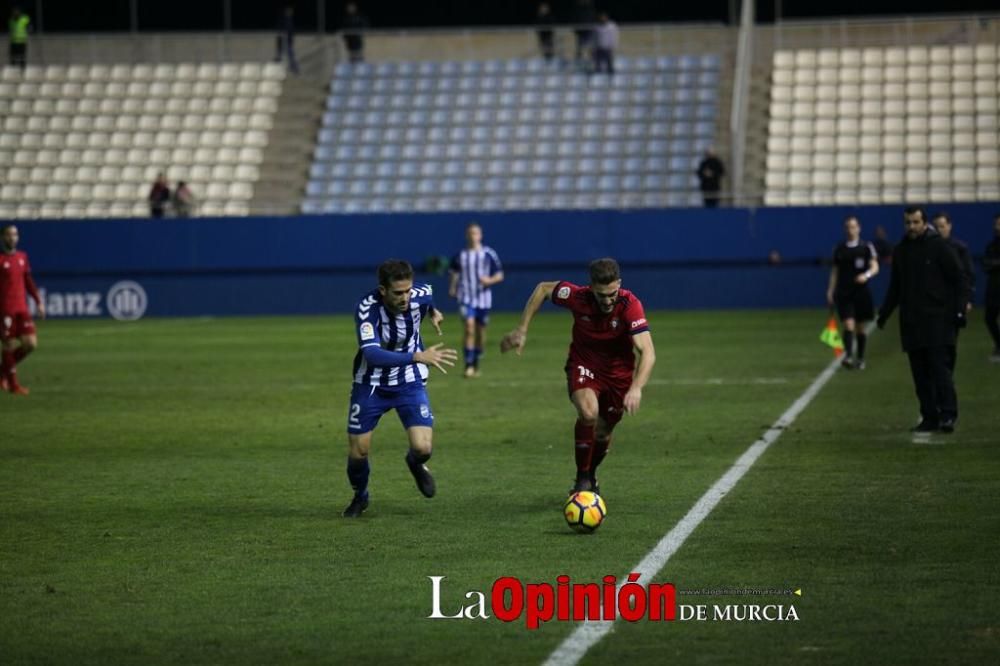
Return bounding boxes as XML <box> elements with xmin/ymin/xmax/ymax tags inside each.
<box><xmin>974</xmin><ymin>62</ymin><xmax>996</xmax><ymax>79</ymax></box>
<box><xmin>906</xmin><ymin>47</ymin><xmax>928</xmax><ymax>64</ymax></box>
<box><xmin>773</xmin><ymin>51</ymin><xmax>794</xmax><ymax>69</ymax></box>
<box><xmin>817</xmin><ymin>49</ymin><xmax>839</xmax><ymax>67</ymax></box>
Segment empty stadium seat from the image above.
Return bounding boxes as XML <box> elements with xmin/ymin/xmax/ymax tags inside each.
<box><xmin>305</xmin><ymin>54</ymin><xmax>721</xmax><ymax>212</ymax></box>
<box><xmin>766</xmin><ymin>44</ymin><xmax>1000</xmax><ymax>205</ymax></box>
<box><xmin>0</xmin><ymin>62</ymin><xmax>282</xmax><ymax>218</ymax></box>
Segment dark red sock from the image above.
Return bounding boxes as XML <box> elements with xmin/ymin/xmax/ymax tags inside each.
<box><xmin>592</xmin><ymin>436</ymin><xmax>612</xmax><ymax>476</ymax></box>
<box><xmin>574</xmin><ymin>420</ymin><xmax>595</xmax><ymax>476</ymax></box>
<box><xmin>2</xmin><ymin>350</ymin><xmax>15</xmax><ymax>387</ymax></box>
<box><xmin>13</xmin><ymin>347</ymin><xmax>28</xmax><ymax>363</ymax></box>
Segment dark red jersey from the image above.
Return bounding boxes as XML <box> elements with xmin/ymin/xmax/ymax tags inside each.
<box><xmin>0</xmin><ymin>251</ymin><xmax>40</xmax><ymax>314</ymax></box>
<box><xmin>551</xmin><ymin>281</ymin><xmax>649</xmax><ymax>381</ymax></box>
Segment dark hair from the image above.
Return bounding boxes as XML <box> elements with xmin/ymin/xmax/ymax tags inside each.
<box><xmin>378</xmin><ymin>259</ymin><xmax>414</xmax><ymax>287</ymax></box>
<box><xmin>931</xmin><ymin>211</ymin><xmax>950</xmax><ymax>224</ymax></box>
<box><xmin>589</xmin><ymin>257</ymin><xmax>620</xmax><ymax>285</ymax></box>
<box><xmin>843</xmin><ymin>215</ymin><xmax>859</xmax><ymax>224</ymax></box>
<box><xmin>903</xmin><ymin>206</ymin><xmax>925</xmax><ymax>220</ymax></box>
<box><xmin>1</xmin><ymin>224</ymin><xmax>15</xmax><ymax>234</ymax></box>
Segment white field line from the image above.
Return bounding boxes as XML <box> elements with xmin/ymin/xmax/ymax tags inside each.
<box><xmin>542</xmin><ymin>353</ymin><xmax>845</xmax><ymax>666</ymax></box>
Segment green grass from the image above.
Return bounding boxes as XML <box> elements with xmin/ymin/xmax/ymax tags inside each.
<box><xmin>1</xmin><ymin>310</ymin><xmax>998</xmax><ymax>665</ymax></box>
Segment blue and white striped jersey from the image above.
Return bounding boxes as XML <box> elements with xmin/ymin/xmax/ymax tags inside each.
<box><xmin>352</xmin><ymin>283</ymin><xmax>436</xmax><ymax>389</ymax></box>
<box><xmin>450</xmin><ymin>246</ymin><xmax>503</xmax><ymax>309</ymax></box>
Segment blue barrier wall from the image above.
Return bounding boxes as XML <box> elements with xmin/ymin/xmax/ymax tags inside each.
<box><xmin>14</xmin><ymin>203</ymin><xmax>998</xmax><ymax>319</ymax></box>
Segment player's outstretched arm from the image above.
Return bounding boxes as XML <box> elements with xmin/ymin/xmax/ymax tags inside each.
<box><xmin>624</xmin><ymin>331</ymin><xmax>656</xmax><ymax>414</ymax></box>
<box><xmin>500</xmin><ymin>281</ymin><xmax>559</xmax><ymax>355</ymax></box>
<box><xmin>414</xmin><ymin>343</ymin><xmax>458</xmax><ymax>374</ymax></box>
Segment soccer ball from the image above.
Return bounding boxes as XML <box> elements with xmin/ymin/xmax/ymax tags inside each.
<box><xmin>564</xmin><ymin>491</ymin><xmax>607</xmax><ymax>533</ymax></box>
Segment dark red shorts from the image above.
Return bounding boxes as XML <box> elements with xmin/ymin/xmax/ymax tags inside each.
<box><xmin>565</xmin><ymin>359</ymin><xmax>632</xmax><ymax>427</ymax></box>
<box><xmin>1</xmin><ymin>311</ymin><xmax>35</xmax><ymax>341</ymax></box>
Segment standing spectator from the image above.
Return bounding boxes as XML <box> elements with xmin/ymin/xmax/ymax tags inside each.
<box><xmin>172</xmin><ymin>181</ymin><xmax>195</xmax><ymax>218</ymax></box>
<box><xmin>571</xmin><ymin>0</ymin><xmax>596</xmax><ymax>68</ymax></box>
<box><xmin>872</xmin><ymin>224</ymin><xmax>895</xmax><ymax>266</ymax></box>
<box><xmin>592</xmin><ymin>13</ymin><xmax>618</xmax><ymax>76</ymax></box>
<box><xmin>8</xmin><ymin>6</ymin><xmax>29</xmax><ymax>71</ymax></box>
<box><xmin>274</xmin><ymin>4</ymin><xmax>299</xmax><ymax>75</ymax></box>
<box><xmin>696</xmin><ymin>148</ymin><xmax>725</xmax><ymax>208</ymax></box>
<box><xmin>342</xmin><ymin>3</ymin><xmax>369</xmax><ymax>64</ymax></box>
<box><xmin>535</xmin><ymin>3</ymin><xmax>556</xmax><ymax>64</ymax></box>
<box><xmin>877</xmin><ymin>207</ymin><xmax>968</xmax><ymax>434</ymax></box>
<box><xmin>148</xmin><ymin>173</ymin><xmax>170</xmax><ymax>219</ymax></box>
<box><xmin>983</xmin><ymin>213</ymin><xmax>1000</xmax><ymax>362</ymax></box>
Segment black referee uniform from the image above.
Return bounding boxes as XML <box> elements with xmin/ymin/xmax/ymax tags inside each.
<box><xmin>832</xmin><ymin>238</ymin><xmax>877</xmax><ymax>364</ymax></box>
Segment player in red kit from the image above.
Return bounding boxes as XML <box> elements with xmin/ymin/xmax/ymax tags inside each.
<box><xmin>1</xmin><ymin>224</ymin><xmax>45</xmax><ymax>395</ymax></box>
<box><xmin>500</xmin><ymin>258</ymin><xmax>656</xmax><ymax>494</ymax></box>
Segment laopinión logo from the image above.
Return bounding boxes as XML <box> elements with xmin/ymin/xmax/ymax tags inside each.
<box><xmin>427</xmin><ymin>575</ymin><xmax>800</xmax><ymax>628</ymax></box>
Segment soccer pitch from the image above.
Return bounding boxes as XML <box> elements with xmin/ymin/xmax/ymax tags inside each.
<box><xmin>2</xmin><ymin>310</ymin><xmax>998</xmax><ymax>665</ymax></box>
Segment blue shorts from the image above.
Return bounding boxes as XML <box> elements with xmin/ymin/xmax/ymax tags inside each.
<box><xmin>347</xmin><ymin>382</ymin><xmax>434</xmax><ymax>434</ymax></box>
<box><xmin>459</xmin><ymin>304</ymin><xmax>490</xmax><ymax>326</ymax></box>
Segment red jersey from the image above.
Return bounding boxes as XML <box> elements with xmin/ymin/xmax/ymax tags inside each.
<box><xmin>551</xmin><ymin>281</ymin><xmax>649</xmax><ymax>381</ymax></box>
<box><xmin>0</xmin><ymin>250</ymin><xmax>41</xmax><ymax>314</ymax></box>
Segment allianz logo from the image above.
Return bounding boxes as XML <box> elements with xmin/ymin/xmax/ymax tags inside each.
<box><xmin>28</xmin><ymin>281</ymin><xmax>148</xmax><ymax>321</ymax></box>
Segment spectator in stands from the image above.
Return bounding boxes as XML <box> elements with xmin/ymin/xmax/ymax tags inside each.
<box><xmin>172</xmin><ymin>181</ymin><xmax>195</xmax><ymax>218</ymax></box>
<box><xmin>535</xmin><ymin>3</ymin><xmax>556</xmax><ymax>63</ymax></box>
<box><xmin>8</xmin><ymin>6</ymin><xmax>29</xmax><ymax>71</ymax></box>
<box><xmin>873</xmin><ymin>224</ymin><xmax>894</xmax><ymax>266</ymax></box>
<box><xmin>592</xmin><ymin>13</ymin><xmax>618</xmax><ymax>76</ymax></box>
<box><xmin>571</xmin><ymin>0</ymin><xmax>596</xmax><ymax>69</ymax></box>
<box><xmin>696</xmin><ymin>148</ymin><xmax>725</xmax><ymax>208</ymax></box>
<box><xmin>342</xmin><ymin>3</ymin><xmax>369</xmax><ymax>64</ymax></box>
<box><xmin>274</xmin><ymin>4</ymin><xmax>299</xmax><ymax>75</ymax></box>
<box><xmin>148</xmin><ymin>173</ymin><xmax>171</xmax><ymax>219</ymax></box>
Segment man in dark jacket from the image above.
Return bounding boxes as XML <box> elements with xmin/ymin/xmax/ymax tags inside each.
<box><xmin>342</xmin><ymin>3</ymin><xmax>369</xmax><ymax>64</ymax></box>
<box><xmin>984</xmin><ymin>213</ymin><xmax>1000</xmax><ymax>362</ymax></box>
<box><xmin>696</xmin><ymin>148</ymin><xmax>725</xmax><ymax>208</ymax></box>
<box><xmin>932</xmin><ymin>212</ymin><xmax>975</xmax><ymax>372</ymax></box>
<box><xmin>877</xmin><ymin>207</ymin><xmax>968</xmax><ymax>433</ymax></box>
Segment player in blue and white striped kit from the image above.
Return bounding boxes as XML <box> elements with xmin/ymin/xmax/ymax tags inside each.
<box><xmin>343</xmin><ymin>259</ymin><xmax>457</xmax><ymax>518</ymax></box>
<box><xmin>448</xmin><ymin>223</ymin><xmax>504</xmax><ymax>377</ymax></box>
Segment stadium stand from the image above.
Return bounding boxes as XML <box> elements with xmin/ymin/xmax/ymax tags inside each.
<box><xmin>0</xmin><ymin>62</ymin><xmax>285</xmax><ymax>219</ymax></box>
<box><xmin>303</xmin><ymin>54</ymin><xmax>721</xmax><ymax>213</ymax></box>
<box><xmin>764</xmin><ymin>43</ymin><xmax>1000</xmax><ymax>206</ymax></box>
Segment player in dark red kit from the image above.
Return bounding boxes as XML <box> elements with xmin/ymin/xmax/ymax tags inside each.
<box><xmin>1</xmin><ymin>224</ymin><xmax>45</xmax><ymax>395</ymax></box>
<box><xmin>500</xmin><ymin>258</ymin><xmax>656</xmax><ymax>494</ymax></box>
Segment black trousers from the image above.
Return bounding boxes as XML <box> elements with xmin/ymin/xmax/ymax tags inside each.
<box><xmin>907</xmin><ymin>345</ymin><xmax>958</xmax><ymax>424</ymax></box>
<box><xmin>986</xmin><ymin>303</ymin><xmax>1000</xmax><ymax>350</ymax></box>
<box><xmin>9</xmin><ymin>42</ymin><xmax>26</xmax><ymax>69</ymax></box>
<box><xmin>593</xmin><ymin>48</ymin><xmax>614</xmax><ymax>74</ymax></box>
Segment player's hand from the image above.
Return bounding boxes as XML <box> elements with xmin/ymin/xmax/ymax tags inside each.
<box><xmin>854</xmin><ymin>274</ymin><xmax>868</xmax><ymax>284</ymax></box>
<box><xmin>414</xmin><ymin>343</ymin><xmax>457</xmax><ymax>374</ymax></box>
<box><xmin>623</xmin><ymin>387</ymin><xmax>643</xmax><ymax>415</ymax></box>
<box><xmin>37</xmin><ymin>303</ymin><xmax>46</xmax><ymax>320</ymax></box>
<box><xmin>430</xmin><ymin>308</ymin><xmax>444</xmax><ymax>336</ymax></box>
<box><xmin>478</xmin><ymin>276</ymin><xmax>491</xmax><ymax>287</ymax></box>
<box><xmin>499</xmin><ymin>328</ymin><xmax>526</xmax><ymax>355</ymax></box>
<box><xmin>966</xmin><ymin>302</ymin><xmax>973</xmax><ymax>314</ymax></box>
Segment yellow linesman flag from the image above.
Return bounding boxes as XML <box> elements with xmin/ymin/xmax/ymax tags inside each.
<box><xmin>820</xmin><ymin>317</ymin><xmax>844</xmax><ymax>356</ymax></box>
